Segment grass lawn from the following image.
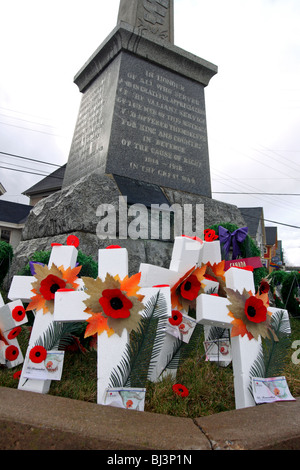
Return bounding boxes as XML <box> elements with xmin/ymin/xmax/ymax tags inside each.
<box><xmin>1</xmin><ymin>315</ymin><xmax>300</xmax><ymax>418</ymax></box>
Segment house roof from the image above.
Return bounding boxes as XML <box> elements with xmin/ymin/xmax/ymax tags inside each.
<box><xmin>23</xmin><ymin>164</ymin><xmax>66</xmax><ymax>196</ymax></box>
<box><xmin>265</xmin><ymin>226</ymin><xmax>277</xmax><ymax>246</ymax></box>
<box><xmin>0</xmin><ymin>200</ymin><xmax>33</xmax><ymax>224</ymax></box>
<box><xmin>239</xmin><ymin>207</ymin><xmax>264</xmax><ymax>238</ymax></box>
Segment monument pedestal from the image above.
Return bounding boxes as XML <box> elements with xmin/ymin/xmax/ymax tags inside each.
<box><xmin>62</xmin><ymin>23</ymin><xmax>217</xmax><ymax>196</ymax></box>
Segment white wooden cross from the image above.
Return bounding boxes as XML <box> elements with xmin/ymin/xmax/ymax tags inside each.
<box><xmin>196</xmin><ymin>264</ymin><xmax>291</xmax><ymax>409</ymax></box>
<box><xmin>8</xmin><ymin>243</ymin><xmax>79</xmax><ymax>394</ymax></box>
<box><xmin>0</xmin><ymin>293</ymin><xmax>27</xmax><ymax>368</ymax></box>
<box><xmin>139</xmin><ymin>235</ymin><xmax>291</xmax><ymax>409</ymax></box>
<box><xmin>138</xmin><ymin>235</ymin><xmax>208</xmax><ymax>380</ymax></box>
<box><xmin>53</xmin><ymin>246</ymin><xmax>172</xmax><ymax>405</ymax></box>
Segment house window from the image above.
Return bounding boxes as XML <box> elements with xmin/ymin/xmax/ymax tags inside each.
<box><xmin>0</xmin><ymin>229</ymin><xmax>11</xmax><ymax>243</ymax></box>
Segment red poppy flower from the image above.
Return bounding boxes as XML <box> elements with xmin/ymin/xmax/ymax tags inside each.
<box><xmin>67</xmin><ymin>235</ymin><xmax>80</xmax><ymax>248</ymax></box>
<box><xmin>204</xmin><ymin>229</ymin><xmax>218</xmax><ymax>242</ymax></box>
<box><xmin>11</xmin><ymin>305</ymin><xmax>26</xmax><ymax>322</ymax></box>
<box><xmin>39</xmin><ymin>275</ymin><xmax>66</xmax><ymax>301</ymax></box>
<box><xmin>259</xmin><ymin>281</ymin><xmax>270</xmax><ymax>294</ymax></box>
<box><xmin>244</xmin><ymin>296</ymin><xmax>267</xmax><ymax>324</ymax></box>
<box><xmin>172</xmin><ymin>383</ymin><xmax>189</xmax><ymax>397</ymax></box>
<box><xmin>180</xmin><ymin>275</ymin><xmax>201</xmax><ymax>301</ymax></box>
<box><xmin>5</xmin><ymin>345</ymin><xmax>19</xmax><ymax>362</ymax></box>
<box><xmin>169</xmin><ymin>310</ymin><xmax>183</xmax><ymax>326</ymax></box>
<box><xmin>7</xmin><ymin>327</ymin><xmax>22</xmax><ymax>340</ymax></box>
<box><xmin>99</xmin><ymin>289</ymin><xmax>133</xmax><ymax>319</ymax></box>
<box><xmin>29</xmin><ymin>345</ymin><xmax>47</xmax><ymax>363</ymax></box>
<box><xmin>13</xmin><ymin>370</ymin><xmax>22</xmax><ymax>380</ymax></box>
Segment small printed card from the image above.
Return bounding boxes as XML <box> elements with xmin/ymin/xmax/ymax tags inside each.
<box><xmin>203</xmin><ymin>339</ymin><xmax>232</xmax><ymax>362</ymax></box>
<box><xmin>23</xmin><ymin>350</ymin><xmax>65</xmax><ymax>381</ymax></box>
<box><xmin>105</xmin><ymin>387</ymin><xmax>146</xmax><ymax>411</ymax></box>
<box><xmin>252</xmin><ymin>376</ymin><xmax>296</xmax><ymax>404</ymax></box>
<box><xmin>166</xmin><ymin>313</ymin><xmax>197</xmax><ymax>343</ymax></box>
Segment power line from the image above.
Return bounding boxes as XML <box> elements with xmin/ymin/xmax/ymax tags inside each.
<box><xmin>0</xmin><ymin>112</ymin><xmax>59</xmax><ymax>130</ymax></box>
<box><xmin>0</xmin><ymin>151</ymin><xmax>61</xmax><ymax>167</ymax></box>
<box><xmin>238</xmin><ymin>211</ymin><xmax>300</xmax><ymax>230</ymax></box>
<box><xmin>0</xmin><ymin>120</ymin><xmax>67</xmax><ymax>138</ymax></box>
<box><xmin>211</xmin><ymin>167</ymin><xmax>300</xmax><ymax>213</ymax></box>
<box><xmin>0</xmin><ymin>165</ymin><xmax>64</xmax><ymax>179</ymax></box>
<box><xmin>213</xmin><ymin>192</ymin><xmax>300</xmax><ymax>196</ymax></box>
<box><xmin>261</xmin><ymin>219</ymin><xmax>300</xmax><ymax>230</ymax></box>
<box><xmin>0</xmin><ymin>105</ymin><xmax>57</xmax><ymax>124</ymax></box>
<box><xmin>2</xmin><ymin>167</ymin><xmax>300</xmax><ymax>229</ymax></box>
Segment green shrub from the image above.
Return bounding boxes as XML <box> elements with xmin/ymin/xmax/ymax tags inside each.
<box><xmin>280</xmin><ymin>271</ymin><xmax>300</xmax><ymax>318</ymax></box>
<box><xmin>0</xmin><ymin>241</ymin><xmax>13</xmax><ymax>287</ymax></box>
<box><xmin>18</xmin><ymin>249</ymin><xmax>98</xmax><ymax>279</ymax></box>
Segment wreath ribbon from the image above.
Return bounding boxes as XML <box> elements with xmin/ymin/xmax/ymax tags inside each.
<box><xmin>219</xmin><ymin>226</ymin><xmax>248</xmax><ymax>260</ymax></box>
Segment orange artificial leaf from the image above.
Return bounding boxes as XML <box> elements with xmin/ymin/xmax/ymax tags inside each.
<box><xmin>205</xmin><ymin>261</ymin><xmax>227</xmax><ymax>297</ymax></box>
<box><xmin>120</xmin><ymin>272</ymin><xmax>144</xmax><ymax>300</ymax></box>
<box><xmin>84</xmin><ymin>311</ymin><xmax>114</xmax><ymax>338</ymax></box>
<box><xmin>193</xmin><ymin>264</ymin><xmax>207</xmax><ymax>283</ymax></box>
<box><xmin>230</xmin><ymin>318</ymin><xmax>254</xmax><ymax>340</ymax></box>
<box><xmin>26</xmin><ymin>294</ymin><xmax>48</xmax><ymax>314</ymax></box>
<box><xmin>210</xmin><ymin>260</ymin><xmax>226</xmax><ymax>279</ymax></box>
<box><xmin>59</xmin><ymin>265</ymin><xmax>82</xmax><ymax>288</ymax></box>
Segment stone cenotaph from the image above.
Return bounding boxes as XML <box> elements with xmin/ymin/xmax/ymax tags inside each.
<box><xmin>11</xmin><ymin>0</ymin><xmax>245</xmax><ymax>277</ymax></box>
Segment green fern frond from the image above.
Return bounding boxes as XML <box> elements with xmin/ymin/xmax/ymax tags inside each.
<box><xmin>109</xmin><ymin>291</ymin><xmax>169</xmax><ymax>388</ymax></box>
<box><xmin>178</xmin><ymin>323</ymin><xmax>204</xmax><ymax>365</ymax></box>
<box><xmin>163</xmin><ymin>337</ymin><xmax>182</xmax><ymax>371</ymax></box>
<box><xmin>163</xmin><ymin>322</ymin><xmax>204</xmax><ymax>373</ymax></box>
<box><xmin>205</xmin><ymin>326</ymin><xmax>229</xmax><ymax>341</ymax></box>
<box><xmin>249</xmin><ymin>344</ymin><xmax>266</xmax><ymax>380</ymax></box>
<box><xmin>263</xmin><ymin>310</ymin><xmax>291</xmax><ymax>378</ymax></box>
<box><xmin>248</xmin><ymin>309</ymin><xmax>291</xmax><ymax>396</ymax></box>
<box><xmin>270</xmin><ymin>309</ymin><xmax>291</xmax><ymax>336</ymax></box>
<box><xmin>35</xmin><ymin>321</ymin><xmax>85</xmax><ymax>351</ymax></box>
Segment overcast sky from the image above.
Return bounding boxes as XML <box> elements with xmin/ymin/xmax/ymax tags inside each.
<box><xmin>1</xmin><ymin>0</ymin><xmax>300</xmax><ymax>266</ymax></box>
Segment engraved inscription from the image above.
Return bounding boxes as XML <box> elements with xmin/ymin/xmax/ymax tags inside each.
<box><xmin>64</xmin><ymin>53</ymin><xmax>211</xmax><ymax>196</ymax></box>
<box><xmin>63</xmin><ymin>59</ymin><xmax>119</xmax><ymax>188</ymax></box>
<box><xmin>107</xmin><ymin>54</ymin><xmax>211</xmax><ymax>195</ymax></box>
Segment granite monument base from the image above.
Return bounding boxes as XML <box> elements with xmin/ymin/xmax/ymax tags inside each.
<box><xmin>5</xmin><ymin>171</ymin><xmax>245</xmax><ymax>285</ymax></box>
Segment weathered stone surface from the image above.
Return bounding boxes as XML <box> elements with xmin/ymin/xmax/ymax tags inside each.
<box><xmin>5</xmin><ymin>171</ymin><xmax>245</xmax><ymax>288</ymax></box>
<box><xmin>5</xmin><ymin>231</ymin><xmax>174</xmax><ymax>288</ymax></box>
<box><xmin>23</xmin><ymin>172</ymin><xmax>244</xmax><ymax>243</ymax></box>
<box><xmin>164</xmin><ymin>187</ymin><xmax>246</xmax><ymax>227</ymax></box>
<box><xmin>0</xmin><ymin>387</ymin><xmax>210</xmax><ymax>450</ymax></box>
<box><xmin>22</xmin><ymin>171</ymin><xmax>120</xmax><ymax>241</ymax></box>
<box><xmin>73</xmin><ymin>23</ymin><xmax>217</xmax><ymax>94</ymax></box>
<box><xmin>117</xmin><ymin>0</ymin><xmax>174</xmax><ymax>43</ymax></box>
<box><xmin>1</xmin><ymin>386</ymin><xmax>300</xmax><ymax>450</ymax></box>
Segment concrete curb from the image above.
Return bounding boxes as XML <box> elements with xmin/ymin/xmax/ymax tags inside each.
<box><xmin>0</xmin><ymin>386</ymin><xmax>300</xmax><ymax>450</ymax></box>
